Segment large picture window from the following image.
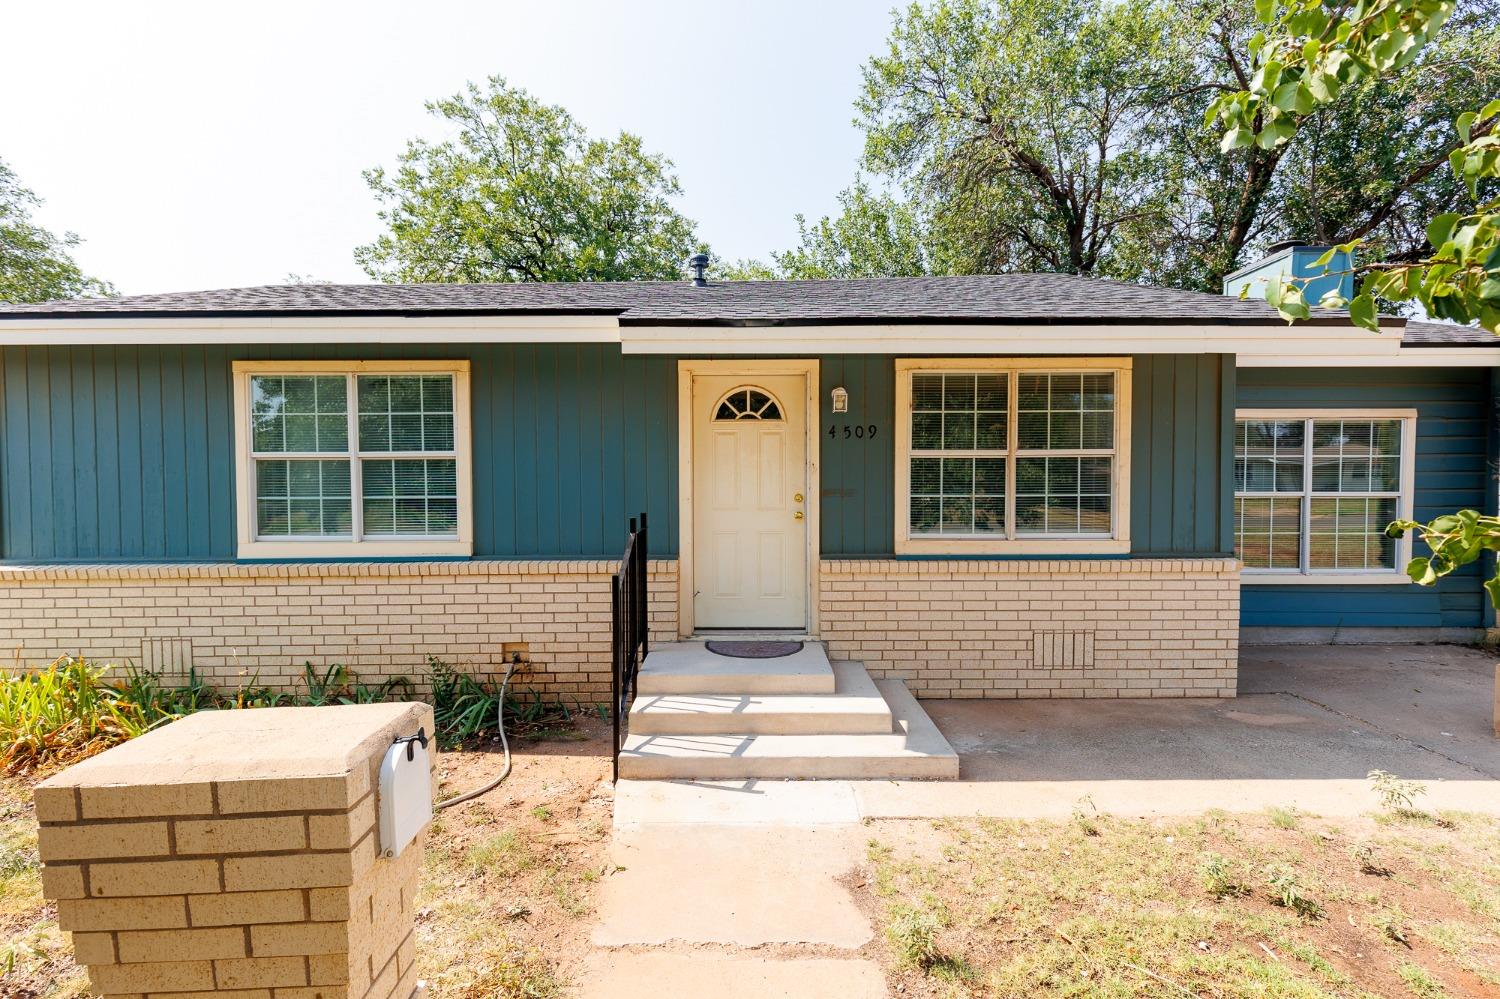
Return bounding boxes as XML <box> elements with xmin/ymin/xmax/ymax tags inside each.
<box><xmin>233</xmin><ymin>361</ymin><xmax>472</xmax><ymax>558</ymax></box>
<box><xmin>1234</xmin><ymin>410</ymin><xmax>1415</xmax><ymax>580</ymax></box>
<box><xmin>896</xmin><ymin>359</ymin><xmax>1131</xmax><ymax>555</ymax></box>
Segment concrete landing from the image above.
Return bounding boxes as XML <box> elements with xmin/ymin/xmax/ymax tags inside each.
<box><xmin>629</xmin><ymin>661</ymin><xmax>892</xmax><ymax>735</ymax></box>
<box><xmin>618</xmin><ymin>677</ymin><xmax>958</xmax><ymax>780</ymax></box>
<box><xmin>636</xmin><ymin>641</ymin><xmax>835</xmax><ymax>695</ymax></box>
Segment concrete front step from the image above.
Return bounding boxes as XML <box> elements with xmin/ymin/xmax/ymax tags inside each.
<box><xmin>629</xmin><ymin>662</ymin><xmax>893</xmax><ymax>736</ymax></box>
<box><xmin>618</xmin><ymin>679</ymin><xmax>959</xmax><ymax>780</ymax></box>
<box><xmin>636</xmin><ymin>641</ymin><xmax>835</xmax><ymax>695</ymax></box>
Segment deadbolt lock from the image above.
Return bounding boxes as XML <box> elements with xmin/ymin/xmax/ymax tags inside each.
<box><xmin>794</xmin><ymin>493</ymin><xmax>804</xmax><ymax>503</ymax></box>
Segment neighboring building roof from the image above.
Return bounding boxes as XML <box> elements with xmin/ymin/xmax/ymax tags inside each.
<box><xmin>1401</xmin><ymin>319</ymin><xmax>1496</xmax><ymax>347</ymax></box>
<box><xmin>0</xmin><ymin>273</ymin><xmax>1376</xmax><ymax>327</ymax></box>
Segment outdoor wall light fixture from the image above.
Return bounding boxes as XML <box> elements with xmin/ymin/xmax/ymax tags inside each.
<box><xmin>831</xmin><ymin>386</ymin><xmax>849</xmax><ymax>413</ymax></box>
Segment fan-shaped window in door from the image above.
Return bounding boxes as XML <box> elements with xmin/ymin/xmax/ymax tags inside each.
<box><xmin>714</xmin><ymin>386</ymin><xmax>784</xmax><ymax>421</ymax></box>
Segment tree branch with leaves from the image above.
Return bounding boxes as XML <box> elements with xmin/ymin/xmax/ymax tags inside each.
<box><xmin>1209</xmin><ymin>0</ymin><xmax>1500</xmax><ymax>604</ymax></box>
<box><xmin>1208</xmin><ymin>0</ymin><xmax>1499</xmax><ymax>331</ymax></box>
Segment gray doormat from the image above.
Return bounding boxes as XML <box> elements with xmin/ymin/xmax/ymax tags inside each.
<box><xmin>705</xmin><ymin>640</ymin><xmax>804</xmax><ymax>659</ymax></box>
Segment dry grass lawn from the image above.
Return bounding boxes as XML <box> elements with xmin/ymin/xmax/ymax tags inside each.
<box><xmin>0</xmin><ymin>717</ymin><xmax>615</xmax><ymax>999</ymax></box>
<box><xmin>861</xmin><ymin>800</ymin><xmax>1500</xmax><ymax>998</ymax></box>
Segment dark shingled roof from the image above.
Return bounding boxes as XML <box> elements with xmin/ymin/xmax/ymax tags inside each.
<box><xmin>0</xmin><ymin>273</ymin><xmax>1348</xmax><ymax>326</ymax></box>
<box><xmin>1401</xmin><ymin>319</ymin><xmax>1496</xmax><ymax>346</ymax></box>
<box><xmin>1</xmin><ymin>275</ymin><xmax>1488</xmax><ymax>345</ymax></box>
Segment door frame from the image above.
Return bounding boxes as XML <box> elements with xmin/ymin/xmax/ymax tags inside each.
<box><xmin>677</xmin><ymin>359</ymin><xmax>821</xmax><ymax>638</ymax></box>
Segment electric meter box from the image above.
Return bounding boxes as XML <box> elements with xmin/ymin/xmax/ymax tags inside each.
<box><xmin>378</xmin><ymin>731</ymin><xmax>433</xmax><ymax>859</ymax></box>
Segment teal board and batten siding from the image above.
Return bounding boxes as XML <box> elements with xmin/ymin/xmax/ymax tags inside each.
<box><xmin>1236</xmin><ymin>367</ymin><xmax>1494</xmax><ymax>630</ymax></box>
<box><xmin>0</xmin><ymin>344</ymin><xmax>680</xmax><ymax>561</ymax></box>
<box><xmin>0</xmin><ymin>346</ymin><xmax>1232</xmax><ymax>563</ymax></box>
<box><xmin>1129</xmin><ymin>355</ymin><xmax>1235</xmax><ymax>556</ymax></box>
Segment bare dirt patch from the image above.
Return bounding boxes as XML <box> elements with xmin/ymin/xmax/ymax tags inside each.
<box><xmin>417</xmin><ymin>717</ymin><xmax>615</xmax><ymax>998</ymax></box>
<box><xmin>856</xmin><ymin>807</ymin><xmax>1500</xmax><ymax>998</ymax></box>
<box><xmin>0</xmin><ymin>716</ymin><xmax>615</xmax><ymax>999</ymax></box>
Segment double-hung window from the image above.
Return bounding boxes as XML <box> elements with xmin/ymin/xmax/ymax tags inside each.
<box><xmin>1233</xmin><ymin>410</ymin><xmax>1415</xmax><ymax>581</ymax></box>
<box><xmin>233</xmin><ymin>361</ymin><xmax>472</xmax><ymax>558</ymax></box>
<box><xmin>895</xmin><ymin>359</ymin><xmax>1131</xmax><ymax>555</ymax></box>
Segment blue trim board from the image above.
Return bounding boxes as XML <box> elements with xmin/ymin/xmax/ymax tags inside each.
<box><xmin>1237</xmin><ymin>367</ymin><xmax>1493</xmax><ymax>630</ymax></box>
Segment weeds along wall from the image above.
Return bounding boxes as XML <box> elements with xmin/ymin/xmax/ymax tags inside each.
<box><xmin>0</xmin><ymin>560</ymin><xmax>680</xmax><ymax>701</ymax></box>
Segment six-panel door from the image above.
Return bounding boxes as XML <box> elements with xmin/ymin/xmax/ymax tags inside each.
<box><xmin>691</xmin><ymin>373</ymin><xmax>808</xmax><ymax>629</ymax></box>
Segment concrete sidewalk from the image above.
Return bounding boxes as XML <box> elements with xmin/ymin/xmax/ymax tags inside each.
<box><xmin>576</xmin><ymin>825</ymin><xmax>887</xmax><ymax>999</ymax></box>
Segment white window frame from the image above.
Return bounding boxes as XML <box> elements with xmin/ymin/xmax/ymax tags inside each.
<box><xmin>232</xmin><ymin>359</ymin><xmax>474</xmax><ymax>559</ymax></box>
<box><xmin>895</xmin><ymin>357</ymin><xmax>1132</xmax><ymax>555</ymax></box>
<box><xmin>1234</xmin><ymin>408</ymin><xmax>1417</xmax><ymax>585</ymax></box>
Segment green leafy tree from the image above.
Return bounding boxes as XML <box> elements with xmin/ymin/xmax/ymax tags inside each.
<box><xmin>754</xmin><ymin>0</ymin><xmax>1493</xmax><ymax>291</ymax></box>
<box><xmin>0</xmin><ymin>158</ymin><xmax>113</xmax><ymax>303</ymax></box>
<box><xmin>356</xmin><ymin>76</ymin><xmax>703</xmax><ymax>283</ymax></box>
<box><xmin>1208</xmin><ymin>0</ymin><xmax>1500</xmax><ymax>598</ymax></box>
<box><xmin>726</xmin><ymin>179</ymin><xmax>940</xmax><ymax>280</ymax></box>
<box><xmin>855</xmin><ymin>0</ymin><xmax>1195</xmax><ymax>279</ymax></box>
<box><xmin>1155</xmin><ymin>0</ymin><xmax>1498</xmax><ymax>292</ymax></box>
<box><xmin>1209</xmin><ymin>0</ymin><xmax>1498</xmax><ymax>329</ymax></box>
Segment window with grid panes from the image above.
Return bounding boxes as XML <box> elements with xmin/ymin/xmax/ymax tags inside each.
<box><xmin>248</xmin><ymin>371</ymin><xmax>460</xmax><ymax>543</ymax></box>
<box><xmin>905</xmin><ymin>368</ymin><xmax>1119</xmax><ymax>542</ymax></box>
<box><xmin>1234</xmin><ymin>415</ymin><xmax>1410</xmax><ymax>574</ymax></box>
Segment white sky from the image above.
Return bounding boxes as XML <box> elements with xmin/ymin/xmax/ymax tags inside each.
<box><xmin>1</xmin><ymin>1</ymin><xmax>894</xmax><ymax>294</ymax></box>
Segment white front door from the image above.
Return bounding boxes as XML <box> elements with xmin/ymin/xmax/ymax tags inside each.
<box><xmin>692</xmin><ymin>373</ymin><xmax>809</xmax><ymax>629</ymax></box>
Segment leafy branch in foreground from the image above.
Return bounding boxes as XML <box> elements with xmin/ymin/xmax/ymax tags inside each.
<box><xmin>1386</xmin><ymin>509</ymin><xmax>1500</xmax><ymax>603</ymax></box>
<box><xmin>1209</xmin><ymin>0</ymin><xmax>1499</xmax><ymax>331</ymax></box>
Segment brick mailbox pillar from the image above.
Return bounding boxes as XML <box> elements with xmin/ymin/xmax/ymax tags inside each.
<box><xmin>34</xmin><ymin>702</ymin><xmax>435</xmax><ymax>999</ymax></box>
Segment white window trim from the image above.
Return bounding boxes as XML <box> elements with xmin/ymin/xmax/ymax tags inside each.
<box><xmin>895</xmin><ymin>357</ymin><xmax>1132</xmax><ymax>555</ymax></box>
<box><xmin>1235</xmin><ymin>407</ymin><xmax>1417</xmax><ymax>585</ymax></box>
<box><xmin>232</xmin><ymin>360</ymin><xmax>474</xmax><ymax>559</ymax></box>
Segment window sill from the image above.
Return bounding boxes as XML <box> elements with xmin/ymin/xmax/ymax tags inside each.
<box><xmin>1241</xmin><ymin>571</ymin><xmax>1407</xmax><ymax>586</ymax></box>
<box><xmin>236</xmin><ymin>539</ymin><xmax>473</xmax><ymax>560</ymax></box>
<box><xmin>896</xmin><ymin>536</ymin><xmax>1130</xmax><ymax>556</ymax></box>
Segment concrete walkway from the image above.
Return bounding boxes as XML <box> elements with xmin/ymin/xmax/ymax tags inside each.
<box><xmin>577</xmin><ymin>824</ymin><xmax>887</xmax><ymax>998</ymax></box>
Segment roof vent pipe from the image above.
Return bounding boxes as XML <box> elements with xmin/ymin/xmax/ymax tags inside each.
<box><xmin>687</xmin><ymin>253</ymin><xmax>710</xmax><ymax>287</ymax></box>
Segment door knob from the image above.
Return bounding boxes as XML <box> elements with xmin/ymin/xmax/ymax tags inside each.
<box><xmin>794</xmin><ymin>511</ymin><xmax>804</xmax><ymax>520</ymax></box>
<box><xmin>794</xmin><ymin>493</ymin><xmax>804</xmax><ymax>503</ymax></box>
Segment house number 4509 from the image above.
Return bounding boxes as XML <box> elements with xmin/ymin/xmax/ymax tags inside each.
<box><xmin>827</xmin><ymin>424</ymin><xmax>878</xmax><ymax>440</ymax></box>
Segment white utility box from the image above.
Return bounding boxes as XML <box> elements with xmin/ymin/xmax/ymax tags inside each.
<box><xmin>378</xmin><ymin>730</ymin><xmax>433</xmax><ymax>859</ymax></box>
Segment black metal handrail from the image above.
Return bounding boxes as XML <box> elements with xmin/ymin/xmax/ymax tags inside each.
<box><xmin>610</xmin><ymin>512</ymin><xmax>649</xmax><ymax>781</ymax></box>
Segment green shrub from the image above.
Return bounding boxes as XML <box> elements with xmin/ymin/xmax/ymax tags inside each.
<box><xmin>0</xmin><ymin>656</ymin><xmax>149</xmax><ymax>772</ymax></box>
<box><xmin>1200</xmin><ymin>852</ymin><xmax>1251</xmax><ymax>899</ymax></box>
<box><xmin>2</xmin><ymin>655</ymin><xmax>417</xmax><ymax>770</ymax></box>
<box><xmin>1264</xmin><ymin>865</ymin><xmax>1324</xmax><ymax>921</ymax></box>
<box><xmin>886</xmin><ymin>904</ymin><xmax>944</xmax><ymax>969</ymax></box>
<box><xmin>1369</xmin><ymin>770</ymin><xmax>1427</xmax><ymax>814</ymax></box>
<box><xmin>302</xmin><ymin>662</ymin><xmax>413</xmax><ymax>706</ymax></box>
<box><xmin>429</xmin><ymin>656</ymin><xmax>505</xmax><ymax>747</ymax></box>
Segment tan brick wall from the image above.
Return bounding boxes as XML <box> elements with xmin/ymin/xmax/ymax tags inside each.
<box><xmin>0</xmin><ymin>560</ymin><xmax>678</xmax><ymax>701</ymax></box>
<box><xmin>36</xmin><ymin>703</ymin><xmax>434</xmax><ymax>999</ymax></box>
<box><xmin>819</xmin><ymin>557</ymin><xmax>1240</xmax><ymax>698</ymax></box>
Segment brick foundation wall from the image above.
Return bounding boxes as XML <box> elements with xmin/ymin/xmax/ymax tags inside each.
<box><xmin>819</xmin><ymin>558</ymin><xmax>1240</xmax><ymax>698</ymax></box>
<box><xmin>0</xmin><ymin>560</ymin><xmax>678</xmax><ymax>701</ymax></box>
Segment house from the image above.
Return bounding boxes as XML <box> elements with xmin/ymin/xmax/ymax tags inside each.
<box><xmin>0</xmin><ymin>259</ymin><xmax>1494</xmax><ymax>777</ymax></box>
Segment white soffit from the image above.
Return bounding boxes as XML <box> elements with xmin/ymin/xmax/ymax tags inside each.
<box><xmin>0</xmin><ymin>314</ymin><xmax>622</xmax><ymax>345</ymax></box>
<box><xmin>616</xmin><ymin>322</ymin><xmax>1412</xmax><ymax>359</ymax></box>
<box><xmin>0</xmin><ymin>315</ymin><xmax>1489</xmax><ymax>365</ymax></box>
